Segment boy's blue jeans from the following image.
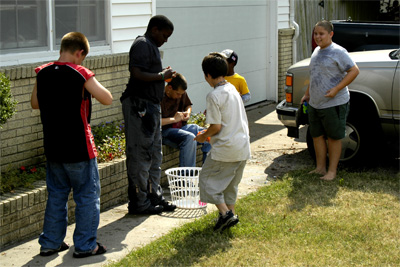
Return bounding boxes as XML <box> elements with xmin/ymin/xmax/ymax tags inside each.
<box><xmin>162</xmin><ymin>124</ymin><xmax>211</xmax><ymax>167</ymax></box>
<box><xmin>39</xmin><ymin>158</ymin><xmax>100</xmax><ymax>253</ymax></box>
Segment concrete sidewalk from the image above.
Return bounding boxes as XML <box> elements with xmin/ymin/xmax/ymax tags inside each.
<box><xmin>0</xmin><ymin>102</ymin><xmax>310</xmax><ymax>267</ymax></box>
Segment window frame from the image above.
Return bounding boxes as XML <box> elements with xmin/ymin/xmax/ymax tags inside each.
<box><xmin>0</xmin><ymin>0</ymin><xmax>111</xmax><ymax>67</ymax></box>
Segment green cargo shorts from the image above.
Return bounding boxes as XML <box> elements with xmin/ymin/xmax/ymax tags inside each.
<box><xmin>308</xmin><ymin>102</ymin><xmax>349</xmax><ymax>140</ymax></box>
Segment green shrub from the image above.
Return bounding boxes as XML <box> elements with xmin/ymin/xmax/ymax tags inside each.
<box><xmin>92</xmin><ymin>121</ymin><xmax>124</xmax><ymax>145</ymax></box>
<box><xmin>92</xmin><ymin>121</ymin><xmax>125</xmax><ymax>163</ymax></box>
<box><xmin>0</xmin><ymin>165</ymin><xmax>46</xmax><ymax>195</ymax></box>
<box><xmin>0</xmin><ymin>72</ymin><xmax>17</xmax><ymax>128</ymax></box>
<box><xmin>96</xmin><ymin>135</ymin><xmax>125</xmax><ymax>162</ymax></box>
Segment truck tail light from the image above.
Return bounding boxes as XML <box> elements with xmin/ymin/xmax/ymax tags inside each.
<box><xmin>286</xmin><ymin>93</ymin><xmax>293</xmax><ymax>103</ymax></box>
<box><xmin>285</xmin><ymin>74</ymin><xmax>293</xmax><ymax>87</ymax></box>
<box><xmin>285</xmin><ymin>73</ymin><xmax>293</xmax><ymax>103</ymax></box>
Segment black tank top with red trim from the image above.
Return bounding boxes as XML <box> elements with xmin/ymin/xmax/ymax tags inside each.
<box><xmin>35</xmin><ymin>62</ymin><xmax>97</xmax><ymax>163</ymax></box>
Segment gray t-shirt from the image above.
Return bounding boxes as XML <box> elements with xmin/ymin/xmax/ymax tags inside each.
<box><xmin>309</xmin><ymin>42</ymin><xmax>355</xmax><ymax>109</ymax></box>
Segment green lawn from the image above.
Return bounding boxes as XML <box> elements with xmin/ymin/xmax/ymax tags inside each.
<box><xmin>108</xmin><ymin>168</ymin><xmax>399</xmax><ymax>266</ymax></box>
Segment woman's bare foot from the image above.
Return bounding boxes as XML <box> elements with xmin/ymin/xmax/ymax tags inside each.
<box><xmin>320</xmin><ymin>171</ymin><xmax>336</xmax><ymax>181</ymax></box>
<box><xmin>309</xmin><ymin>169</ymin><xmax>326</xmax><ymax>175</ymax></box>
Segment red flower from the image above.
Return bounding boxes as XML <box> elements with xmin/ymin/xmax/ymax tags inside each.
<box><xmin>30</xmin><ymin>167</ymin><xmax>37</xmax><ymax>173</ymax></box>
<box><xmin>20</xmin><ymin>166</ymin><xmax>26</xmax><ymax>172</ymax></box>
<box><xmin>109</xmin><ymin>153</ymin><xmax>113</xmax><ymax>160</ymax></box>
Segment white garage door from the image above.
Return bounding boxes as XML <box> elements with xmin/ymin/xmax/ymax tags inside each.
<box><xmin>157</xmin><ymin>0</ymin><xmax>277</xmax><ymax>112</ymax></box>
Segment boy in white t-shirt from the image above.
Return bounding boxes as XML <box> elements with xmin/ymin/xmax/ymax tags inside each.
<box><xmin>195</xmin><ymin>52</ymin><xmax>251</xmax><ymax>232</ymax></box>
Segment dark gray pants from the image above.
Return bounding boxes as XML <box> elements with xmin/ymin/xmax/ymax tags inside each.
<box><xmin>122</xmin><ymin>97</ymin><xmax>164</xmax><ymax>212</ymax></box>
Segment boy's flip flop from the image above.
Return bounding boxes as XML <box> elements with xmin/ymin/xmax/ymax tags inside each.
<box><xmin>73</xmin><ymin>242</ymin><xmax>107</xmax><ymax>258</ymax></box>
<box><xmin>40</xmin><ymin>241</ymin><xmax>70</xmax><ymax>256</ymax></box>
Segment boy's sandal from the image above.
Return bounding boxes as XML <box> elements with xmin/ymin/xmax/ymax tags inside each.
<box><xmin>73</xmin><ymin>242</ymin><xmax>107</xmax><ymax>258</ymax></box>
<box><xmin>40</xmin><ymin>241</ymin><xmax>70</xmax><ymax>256</ymax></box>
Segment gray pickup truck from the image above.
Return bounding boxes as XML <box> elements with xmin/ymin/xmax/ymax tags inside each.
<box><xmin>276</xmin><ymin>48</ymin><xmax>400</xmax><ymax>162</ymax></box>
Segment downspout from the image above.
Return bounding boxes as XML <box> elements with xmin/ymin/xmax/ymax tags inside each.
<box><xmin>290</xmin><ymin>0</ymin><xmax>299</xmax><ymax>63</ymax></box>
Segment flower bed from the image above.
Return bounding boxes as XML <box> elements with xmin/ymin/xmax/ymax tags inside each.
<box><xmin>92</xmin><ymin>121</ymin><xmax>125</xmax><ymax>163</ymax></box>
<box><xmin>1</xmin><ymin>165</ymin><xmax>46</xmax><ymax>195</ymax></box>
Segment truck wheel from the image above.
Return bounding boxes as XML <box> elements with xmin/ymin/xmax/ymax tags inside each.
<box><xmin>306</xmin><ymin>121</ymin><xmax>362</xmax><ymax>162</ymax></box>
<box><xmin>340</xmin><ymin>121</ymin><xmax>361</xmax><ymax>161</ymax></box>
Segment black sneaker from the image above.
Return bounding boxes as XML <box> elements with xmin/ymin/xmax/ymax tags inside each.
<box><xmin>159</xmin><ymin>199</ymin><xmax>177</xmax><ymax>212</ymax></box>
<box><xmin>214</xmin><ymin>210</ymin><xmax>239</xmax><ymax>232</ymax></box>
<box><xmin>129</xmin><ymin>205</ymin><xmax>164</xmax><ymax>215</ymax></box>
<box><xmin>213</xmin><ymin>213</ymin><xmax>224</xmax><ymax>231</ymax></box>
<box><xmin>222</xmin><ymin>213</ymin><xmax>239</xmax><ymax>231</ymax></box>
<box><xmin>40</xmin><ymin>241</ymin><xmax>69</xmax><ymax>256</ymax></box>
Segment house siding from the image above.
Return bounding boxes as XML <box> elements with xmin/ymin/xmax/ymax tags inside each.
<box><xmin>278</xmin><ymin>0</ymin><xmax>290</xmax><ymax>29</ymax></box>
<box><xmin>110</xmin><ymin>0</ymin><xmax>153</xmax><ymax>53</ymax></box>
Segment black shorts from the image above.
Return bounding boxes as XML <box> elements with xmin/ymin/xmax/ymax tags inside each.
<box><xmin>308</xmin><ymin>102</ymin><xmax>349</xmax><ymax>140</ymax></box>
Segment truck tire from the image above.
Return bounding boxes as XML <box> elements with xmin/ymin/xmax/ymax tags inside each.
<box><xmin>345</xmin><ymin>107</ymin><xmax>381</xmax><ymax>163</ymax></box>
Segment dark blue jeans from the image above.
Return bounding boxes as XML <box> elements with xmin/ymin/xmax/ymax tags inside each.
<box><xmin>39</xmin><ymin>158</ymin><xmax>100</xmax><ymax>253</ymax></box>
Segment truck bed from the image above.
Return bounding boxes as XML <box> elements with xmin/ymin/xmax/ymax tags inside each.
<box><xmin>331</xmin><ymin>20</ymin><xmax>400</xmax><ymax>52</ymax></box>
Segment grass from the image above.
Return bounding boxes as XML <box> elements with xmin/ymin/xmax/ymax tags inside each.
<box><xmin>108</xmin><ymin>168</ymin><xmax>399</xmax><ymax>267</ymax></box>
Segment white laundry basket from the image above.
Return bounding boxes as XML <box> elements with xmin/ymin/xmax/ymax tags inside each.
<box><xmin>165</xmin><ymin>167</ymin><xmax>207</xmax><ymax>209</ymax></box>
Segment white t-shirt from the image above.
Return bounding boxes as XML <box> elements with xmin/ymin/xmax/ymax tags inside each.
<box><xmin>206</xmin><ymin>82</ymin><xmax>251</xmax><ymax>162</ymax></box>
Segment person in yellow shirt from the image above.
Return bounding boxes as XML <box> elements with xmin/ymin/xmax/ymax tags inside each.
<box><xmin>220</xmin><ymin>49</ymin><xmax>251</xmax><ymax>103</ymax></box>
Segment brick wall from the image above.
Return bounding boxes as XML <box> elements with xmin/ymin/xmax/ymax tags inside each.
<box><xmin>0</xmin><ymin>145</ymin><xmax>204</xmax><ymax>248</ymax></box>
<box><xmin>278</xmin><ymin>28</ymin><xmax>295</xmax><ymax>102</ymax></box>
<box><xmin>0</xmin><ymin>53</ymin><xmax>130</xmax><ymax>172</ymax></box>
